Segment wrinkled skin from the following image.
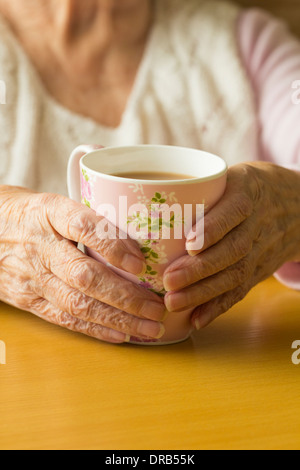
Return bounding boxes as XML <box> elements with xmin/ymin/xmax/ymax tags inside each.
<box><xmin>0</xmin><ymin>187</ymin><xmax>166</xmax><ymax>343</ymax></box>
<box><xmin>164</xmin><ymin>162</ymin><xmax>300</xmax><ymax>329</ymax></box>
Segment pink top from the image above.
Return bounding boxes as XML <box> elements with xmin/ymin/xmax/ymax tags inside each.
<box><xmin>237</xmin><ymin>9</ymin><xmax>300</xmax><ymax>290</ymax></box>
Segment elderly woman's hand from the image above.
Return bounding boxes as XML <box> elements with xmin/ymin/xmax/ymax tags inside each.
<box><xmin>0</xmin><ymin>187</ymin><xmax>166</xmax><ymax>343</ymax></box>
<box><xmin>163</xmin><ymin>162</ymin><xmax>300</xmax><ymax>329</ymax></box>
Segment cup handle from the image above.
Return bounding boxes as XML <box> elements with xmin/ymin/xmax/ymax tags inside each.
<box><xmin>67</xmin><ymin>144</ymin><xmax>104</xmax><ymax>202</ymax></box>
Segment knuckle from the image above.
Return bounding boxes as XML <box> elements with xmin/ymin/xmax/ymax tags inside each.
<box><xmin>105</xmin><ymin>310</ymin><xmax>135</xmax><ymax>334</ymax></box>
<box><xmin>38</xmin><ymin>193</ymin><xmax>64</xmax><ymax>221</ymax></box>
<box><xmin>97</xmin><ymin>238</ymin><xmax>120</xmax><ymax>259</ymax></box>
<box><xmin>36</xmin><ymin>192</ymin><xmax>65</xmax><ymax>227</ymax></box>
<box><xmin>105</xmin><ymin>281</ymin><xmax>148</xmax><ymax>317</ymax></box>
<box><xmin>95</xmin><ymin>219</ymin><xmax>118</xmax><ymax>247</ymax></box>
<box><xmin>235</xmin><ymin>194</ymin><xmax>253</xmax><ymax>219</ymax></box>
<box><xmin>207</xmin><ymin>278</ymin><xmax>251</xmax><ymax>320</ymax></box>
<box><xmin>57</xmin><ymin>311</ymin><xmax>77</xmax><ymax>330</ymax></box>
<box><xmin>68</xmin><ymin>209</ymin><xmax>95</xmax><ymax>241</ymax></box>
<box><xmin>236</xmin><ymin>258</ymin><xmax>253</xmax><ymax>283</ymax></box>
<box><xmin>237</xmin><ymin>234</ymin><xmax>253</xmax><ymax>258</ymax></box>
<box><xmin>27</xmin><ymin>296</ymin><xmax>46</xmax><ymax>311</ymax></box>
<box><xmin>196</xmin><ymin>282</ymin><xmax>215</xmax><ymax>304</ymax></box>
<box><xmin>218</xmin><ymin>296</ymin><xmax>233</xmax><ymax>315</ymax></box>
<box><xmin>58</xmin><ymin>310</ymin><xmax>91</xmax><ymax>335</ymax></box>
<box><xmin>218</xmin><ymin>286</ymin><xmax>247</xmax><ymax>314</ymax></box>
<box><xmin>232</xmin><ymin>285</ymin><xmax>248</xmax><ymax>304</ymax></box>
<box><xmin>67</xmin><ymin>258</ymin><xmax>97</xmax><ymax>292</ymax></box>
<box><xmin>243</xmin><ymin>164</ymin><xmax>262</xmax><ymax>203</ymax></box>
<box><xmin>228</xmin><ymin>258</ymin><xmax>252</xmax><ymax>287</ymax></box>
<box><xmin>15</xmin><ymin>296</ymin><xmax>31</xmax><ymax>311</ymax></box>
<box><xmin>228</xmin><ymin>230</ymin><xmax>252</xmax><ymax>261</ymax></box>
<box><xmin>64</xmin><ymin>290</ymin><xmax>92</xmax><ymax>319</ymax></box>
<box><xmin>231</xmin><ymin>233</ymin><xmax>253</xmax><ymax>259</ymax></box>
<box><xmin>37</xmin><ymin>192</ymin><xmax>59</xmax><ymax>207</ymax></box>
<box><xmin>85</xmin><ymin>321</ymin><xmax>104</xmax><ymax>338</ymax></box>
<box><xmin>232</xmin><ymin>286</ymin><xmax>248</xmax><ymax>307</ymax></box>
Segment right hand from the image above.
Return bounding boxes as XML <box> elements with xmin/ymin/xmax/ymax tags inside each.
<box><xmin>0</xmin><ymin>187</ymin><xmax>167</xmax><ymax>343</ymax></box>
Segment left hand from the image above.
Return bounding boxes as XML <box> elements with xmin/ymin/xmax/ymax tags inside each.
<box><xmin>163</xmin><ymin>162</ymin><xmax>300</xmax><ymax>330</ymax></box>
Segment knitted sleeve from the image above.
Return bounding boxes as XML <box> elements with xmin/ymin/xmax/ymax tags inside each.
<box><xmin>237</xmin><ymin>9</ymin><xmax>300</xmax><ymax>290</ymax></box>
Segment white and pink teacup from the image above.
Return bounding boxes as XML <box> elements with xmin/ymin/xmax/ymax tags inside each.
<box><xmin>68</xmin><ymin>145</ymin><xmax>227</xmax><ymax>345</ymax></box>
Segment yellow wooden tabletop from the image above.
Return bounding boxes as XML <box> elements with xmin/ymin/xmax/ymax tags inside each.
<box><xmin>0</xmin><ymin>277</ymin><xmax>299</xmax><ymax>450</ymax></box>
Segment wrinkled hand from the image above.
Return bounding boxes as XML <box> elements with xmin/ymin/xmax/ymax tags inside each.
<box><xmin>0</xmin><ymin>187</ymin><xmax>166</xmax><ymax>343</ymax></box>
<box><xmin>163</xmin><ymin>163</ymin><xmax>300</xmax><ymax>329</ymax></box>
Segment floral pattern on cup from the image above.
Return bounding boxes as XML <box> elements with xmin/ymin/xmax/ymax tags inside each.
<box><xmin>81</xmin><ymin>169</ymin><xmax>94</xmax><ymax>208</ymax></box>
<box><xmin>127</xmin><ymin>183</ymin><xmax>184</xmax><ymax>297</ymax></box>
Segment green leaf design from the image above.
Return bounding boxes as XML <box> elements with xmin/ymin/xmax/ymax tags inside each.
<box><xmin>82</xmin><ymin>169</ymin><xmax>89</xmax><ymax>182</ymax></box>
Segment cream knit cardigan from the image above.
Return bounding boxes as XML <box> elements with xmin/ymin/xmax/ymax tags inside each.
<box><xmin>0</xmin><ymin>0</ymin><xmax>258</xmax><ymax>196</ymax></box>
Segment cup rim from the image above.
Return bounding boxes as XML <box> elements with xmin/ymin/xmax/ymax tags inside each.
<box><xmin>80</xmin><ymin>145</ymin><xmax>228</xmax><ymax>185</ymax></box>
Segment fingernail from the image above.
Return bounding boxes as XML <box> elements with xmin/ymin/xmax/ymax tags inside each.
<box><xmin>156</xmin><ymin>323</ymin><xmax>166</xmax><ymax>339</ymax></box>
<box><xmin>194</xmin><ymin>318</ymin><xmax>201</xmax><ymax>330</ymax></box>
<box><xmin>126</xmin><ymin>240</ymin><xmax>147</xmax><ymax>260</ymax></box>
<box><xmin>165</xmin><ymin>292</ymin><xmax>190</xmax><ymax>312</ymax></box>
<box><xmin>109</xmin><ymin>330</ymin><xmax>131</xmax><ymax>343</ymax></box>
<box><xmin>140</xmin><ymin>301</ymin><xmax>168</xmax><ymax>322</ymax></box>
<box><xmin>121</xmin><ymin>254</ymin><xmax>147</xmax><ymax>276</ymax></box>
<box><xmin>137</xmin><ymin>320</ymin><xmax>165</xmax><ymax>339</ymax></box>
<box><xmin>164</xmin><ymin>270</ymin><xmax>189</xmax><ymax>291</ymax></box>
<box><xmin>194</xmin><ymin>311</ymin><xmax>211</xmax><ymax>330</ymax></box>
<box><xmin>161</xmin><ymin>309</ymin><xmax>169</xmax><ymax>322</ymax></box>
<box><xmin>185</xmin><ymin>247</ymin><xmax>200</xmax><ymax>257</ymax></box>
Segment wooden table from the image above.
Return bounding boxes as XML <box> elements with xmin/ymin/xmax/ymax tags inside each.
<box><xmin>0</xmin><ymin>277</ymin><xmax>299</xmax><ymax>450</ymax></box>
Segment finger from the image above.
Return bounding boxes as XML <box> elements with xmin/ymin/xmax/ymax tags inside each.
<box><xmin>42</xmin><ymin>193</ymin><xmax>147</xmax><ymax>276</ymax></box>
<box><xmin>43</xmin><ymin>238</ymin><xmax>167</xmax><ymax>322</ymax></box>
<box><xmin>165</xmin><ymin>255</ymin><xmax>255</xmax><ymax>313</ymax></box>
<box><xmin>164</xmin><ymin>218</ymin><xmax>255</xmax><ymax>291</ymax></box>
<box><xmin>28</xmin><ymin>297</ymin><xmax>130</xmax><ymax>344</ymax></box>
<box><xmin>191</xmin><ymin>284</ymin><xmax>250</xmax><ymax>330</ymax></box>
<box><xmin>35</xmin><ymin>273</ymin><xmax>165</xmax><ymax>340</ymax></box>
<box><xmin>185</xmin><ymin>176</ymin><xmax>253</xmax><ymax>256</ymax></box>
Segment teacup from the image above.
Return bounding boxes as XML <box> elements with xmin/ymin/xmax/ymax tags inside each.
<box><xmin>68</xmin><ymin>145</ymin><xmax>227</xmax><ymax>345</ymax></box>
